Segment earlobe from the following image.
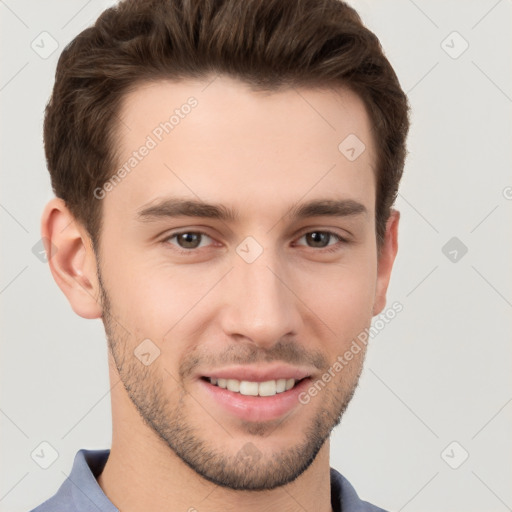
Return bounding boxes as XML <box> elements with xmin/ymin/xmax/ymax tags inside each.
<box><xmin>41</xmin><ymin>197</ymin><xmax>103</xmax><ymax>319</ymax></box>
<box><xmin>373</xmin><ymin>209</ymin><xmax>400</xmax><ymax>316</ymax></box>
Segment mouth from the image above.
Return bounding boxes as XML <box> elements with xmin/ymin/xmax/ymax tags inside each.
<box><xmin>198</xmin><ymin>375</ymin><xmax>312</xmax><ymax>422</ymax></box>
<box><xmin>200</xmin><ymin>376</ymin><xmax>308</xmax><ymax>397</ymax></box>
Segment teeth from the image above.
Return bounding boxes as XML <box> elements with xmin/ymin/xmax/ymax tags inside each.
<box><xmin>258</xmin><ymin>380</ymin><xmax>276</xmax><ymax>396</ymax></box>
<box><xmin>285</xmin><ymin>378</ymin><xmax>295</xmax><ymax>391</ymax></box>
<box><xmin>208</xmin><ymin>377</ymin><xmax>299</xmax><ymax>396</ymax></box>
<box><xmin>226</xmin><ymin>379</ymin><xmax>240</xmax><ymax>392</ymax></box>
<box><xmin>239</xmin><ymin>381</ymin><xmax>259</xmax><ymax>396</ymax></box>
<box><xmin>276</xmin><ymin>379</ymin><xmax>286</xmax><ymax>392</ymax></box>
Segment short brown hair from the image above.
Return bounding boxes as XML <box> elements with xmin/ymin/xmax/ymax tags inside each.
<box><xmin>44</xmin><ymin>0</ymin><xmax>409</xmax><ymax>252</ymax></box>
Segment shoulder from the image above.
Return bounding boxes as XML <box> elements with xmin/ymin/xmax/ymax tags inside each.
<box><xmin>28</xmin><ymin>448</ymin><xmax>114</xmax><ymax>512</ymax></box>
<box><xmin>330</xmin><ymin>467</ymin><xmax>390</xmax><ymax>512</ymax></box>
<box><xmin>28</xmin><ymin>478</ymin><xmax>76</xmax><ymax>512</ymax></box>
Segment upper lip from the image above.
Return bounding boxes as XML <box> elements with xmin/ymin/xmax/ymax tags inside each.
<box><xmin>199</xmin><ymin>364</ymin><xmax>313</xmax><ymax>382</ymax></box>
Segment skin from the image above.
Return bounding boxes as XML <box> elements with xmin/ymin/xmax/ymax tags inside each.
<box><xmin>42</xmin><ymin>75</ymin><xmax>399</xmax><ymax>512</ymax></box>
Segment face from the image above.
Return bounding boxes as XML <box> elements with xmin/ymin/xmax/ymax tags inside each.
<box><xmin>89</xmin><ymin>75</ymin><xmax>393</xmax><ymax>490</ymax></box>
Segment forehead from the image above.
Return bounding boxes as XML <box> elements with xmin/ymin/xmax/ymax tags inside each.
<box><xmin>106</xmin><ymin>75</ymin><xmax>376</xmax><ymax>221</ymax></box>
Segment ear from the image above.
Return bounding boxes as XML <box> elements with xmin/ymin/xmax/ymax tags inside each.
<box><xmin>41</xmin><ymin>197</ymin><xmax>102</xmax><ymax>319</ymax></box>
<box><xmin>373</xmin><ymin>209</ymin><xmax>400</xmax><ymax>316</ymax></box>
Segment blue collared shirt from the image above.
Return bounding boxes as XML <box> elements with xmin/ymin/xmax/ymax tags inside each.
<box><xmin>29</xmin><ymin>449</ymin><xmax>388</xmax><ymax>512</ymax></box>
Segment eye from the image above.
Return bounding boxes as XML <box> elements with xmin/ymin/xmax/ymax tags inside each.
<box><xmin>164</xmin><ymin>231</ymin><xmax>214</xmax><ymax>252</ymax></box>
<box><xmin>295</xmin><ymin>230</ymin><xmax>347</xmax><ymax>252</ymax></box>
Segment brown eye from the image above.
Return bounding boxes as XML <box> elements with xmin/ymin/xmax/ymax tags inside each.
<box><xmin>297</xmin><ymin>231</ymin><xmax>344</xmax><ymax>249</ymax></box>
<box><xmin>305</xmin><ymin>231</ymin><xmax>331</xmax><ymax>248</ymax></box>
<box><xmin>165</xmin><ymin>231</ymin><xmax>214</xmax><ymax>251</ymax></box>
<box><xmin>176</xmin><ymin>232</ymin><xmax>202</xmax><ymax>249</ymax></box>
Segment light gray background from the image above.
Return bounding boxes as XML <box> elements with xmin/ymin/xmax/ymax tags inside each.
<box><xmin>1</xmin><ymin>1</ymin><xmax>511</xmax><ymax>511</ymax></box>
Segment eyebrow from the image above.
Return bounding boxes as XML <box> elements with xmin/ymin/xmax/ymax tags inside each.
<box><xmin>136</xmin><ymin>197</ymin><xmax>367</xmax><ymax>223</ymax></box>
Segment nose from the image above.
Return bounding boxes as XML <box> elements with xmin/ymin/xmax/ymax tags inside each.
<box><xmin>218</xmin><ymin>247</ymin><xmax>303</xmax><ymax>349</ymax></box>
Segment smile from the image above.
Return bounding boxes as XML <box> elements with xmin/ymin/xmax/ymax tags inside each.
<box><xmin>204</xmin><ymin>377</ymin><xmax>302</xmax><ymax>396</ymax></box>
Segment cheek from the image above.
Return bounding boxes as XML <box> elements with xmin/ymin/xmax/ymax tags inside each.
<box><xmin>108</xmin><ymin>259</ymin><xmax>215</xmax><ymax>343</ymax></box>
<box><xmin>302</xmin><ymin>251</ymin><xmax>377</xmax><ymax>347</ymax></box>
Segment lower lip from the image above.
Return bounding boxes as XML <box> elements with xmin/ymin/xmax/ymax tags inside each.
<box><xmin>198</xmin><ymin>377</ymin><xmax>312</xmax><ymax>423</ymax></box>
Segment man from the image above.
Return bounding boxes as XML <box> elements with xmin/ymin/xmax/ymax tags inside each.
<box><xmin>32</xmin><ymin>0</ymin><xmax>409</xmax><ymax>510</ymax></box>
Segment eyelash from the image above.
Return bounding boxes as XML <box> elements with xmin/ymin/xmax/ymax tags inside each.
<box><xmin>162</xmin><ymin>230</ymin><xmax>349</xmax><ymax>256</ymax></box>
